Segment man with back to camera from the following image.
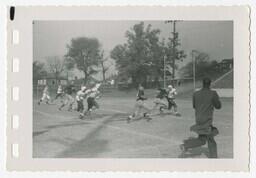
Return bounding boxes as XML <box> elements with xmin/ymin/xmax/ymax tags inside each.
<box><xmin>180</xmin><ymin>77</ymin><xmax>221</xmax><ymax>158</ymax></box>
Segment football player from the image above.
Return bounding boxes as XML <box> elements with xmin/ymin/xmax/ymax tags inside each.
<box><xmin>127</xmin><ymin>84</ymin><xmax>151</xmax><ymax>122</ymax></box>
<box><xmin>58</xmin><ymin>83</ymin><xmax>76</xmax><ymax>111</ymax></box>
<box><xmin>54</xmin><ymin>84</ymin><xmax>64</xmax><ymax>100</ymax></box>
<box><xmin>76</xmin><ymin>86</ymin><xmax>88</xmax><ymax>116</ymax></box>
<box><xmin>149</xmin><ymin>87</ymin><xmax>168</xmax><ymax>115</ymax></box>
<box><xmin>38</xmin><ymin>85</ymin><xmax>51</xmax><ymax>105</ymax></box>
<box><xmin>166</xmin><ymin>85</ymin><xmax>179</xmax><ymax>115</ymax></box>
<box><xmin>80</xmin><ymin>83</ymin><xmax>102</xmax><ymax>119</ymax></box>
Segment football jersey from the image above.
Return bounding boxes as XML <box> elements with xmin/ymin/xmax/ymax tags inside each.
<box><xmin>57</xmin><ymin>86</ymin><xmax>63</xmax><ymax>94</ymax></box>
<box><xmin>76</xmin><ymin>90</ymin><xmax>86</xmax><ymax>101</ymax></box>
<box><xmin>167</xmin><ymin>88</ymin><xmax>177</xmax><ymax>99</ymax></box>
<box><xmin>88</xmin><ymin>90</ymin><xmax>100</xmax><ymax>98</ymax></box>
<box><xmin>136</xmin><ymin>89</ymin><xmax>147</xmax><ymax>101</ymax></box>
<box><xmin>156</xmin><ymin>88</ymin><xmax>167</xmax><ymax>99</ymax></box>
<box><xmin>65</xmin><ymin>85</ymin><xmax>74</xmax><ymax>95</ymax></box>
<box><xmin>43</xmin><ymin>87</ymin><xmax>49</xmax><ymax>95</ymax></box>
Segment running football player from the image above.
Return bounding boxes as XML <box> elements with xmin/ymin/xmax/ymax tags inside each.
<box><xmin>80</xmin><ymin>83</ymin><xmax>102</xmax><ymax>119</ymax></box>
<box><xmin>76</xmin><ymin>86</ymin><xmax>88</xmax><ymax>116</ymax></box>
<box><xmin>151</xmin><ymin>87</ymin><xmax>168</xmax><ymax>114</ymax></box>
<box><xmin>58</xmin><ymin>83</ymin><xmax>76</xmax><ymax>111</ymax></box>
<box><xmin>38</xmin><ymin>85</ymin><xmax>51</xmax><ymax>105</ymax></box>
<box><xmin>166</xmin><ymin>85</ymin><xmax>180</xmax><ymax>115</ymax></box>
<box><xmin>127</xmin><ymin>84</ymin><xmax>151</xmax><ymax>122</ymax></box>
<box><xmin>54</xmin><ymin>84</ymin><xmax>64</xmax><ymax>100</ymax></box>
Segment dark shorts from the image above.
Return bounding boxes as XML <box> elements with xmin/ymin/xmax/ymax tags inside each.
<box><xmin>87</xmin><ymin>97</ymin><xmax>99</xmax><ymax>110</ymax></box>
<box><xmin>77</xmin><ymin>100</ymin><xmax>84</xmax><ymax>112</ymax></box>
<box><xmin>167</xmin><ymin>98</ymin><xmax>177</xmax><ymax>110</ymax></box>
<box><xmin>167</xmin><ymin>98</ymin><xmax>177</xmax><ymax>106</ymax></box>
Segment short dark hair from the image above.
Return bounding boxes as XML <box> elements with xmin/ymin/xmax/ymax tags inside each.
<box><xmin>202</xmin><ymin>77</ymin><xmax>211</xmax><ymax>88</ymax></box>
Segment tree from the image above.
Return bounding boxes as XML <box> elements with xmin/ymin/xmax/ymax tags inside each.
<box><xmin>99</xmin><ymin>51</ymin><xmax>112</xmax><ymax>82</ymax></box>
<box><xmin>46</xmin><ymin>56</ymin><xmax>65</xmax><ymax>81</ymax></box>
<box><xmin>33</xmin><ymin>61</ymin><xmax>47</xmax><ymax>83</ymax></box>
<box><xmin>165</xmin><ymin>21</ymin><xmax>186</xmax><ymax>79</ymax></box>
<box><xmin>65</xmin><ymin>37</ymin><xmax>101</xmax><ymax>83</ymax></box>
<box><xmin>111</xmin><ymin>22</ymin><xmax>165</xmax><ymax>87</ymax></box>
<box><xmin>180</xmin><ymin>51</ymin><xmax>219</xmax><ymax>79</ymax></box>
<box><xmin>110</xmin><ymin>44</ymin><xmax>129</xmax><ymax>80</ymax></box>
<box><xmin>147</xmin><ymin>38</ymin><xmax>166</xmax><ymax>86</ymax></box>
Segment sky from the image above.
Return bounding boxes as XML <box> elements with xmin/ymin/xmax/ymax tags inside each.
<box><xmin>33</xmin><ymin>20</ymin><xmax>233</xmax><ymax>79</ymax></box>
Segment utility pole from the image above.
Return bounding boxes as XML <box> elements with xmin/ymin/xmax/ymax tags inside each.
<box><xmin>172</xmin><ymin>21</ymin><xmax>177</xmax><ymax>81</ymax></box>
<box><xmin>165</xmin><ymin>20</ymin><xmax>178</xmax><ymax>84</ymax></box>
<box><xmin>191</xmin><ymin>50</ymin><xmax>198</xmax><ymax>91</ymax></box>
<box><xmin>163</xmin><ymin>55</ymin><xmax>166</xmax><ymax>88</ymax></box>
<box><xmin>192</xmin><ymin>51</ymin><xmax>196</xmax><ymax>90</ymax></box>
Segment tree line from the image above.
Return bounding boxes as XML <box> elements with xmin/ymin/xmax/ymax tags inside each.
<box><xmin>111</xmin><ymin>22</ymin><xmax>186</xmax><ymax>87</ymax></box>
<box><xmin>34</xmin><ymin>21</ymin><xmax>223</xmax><ymax>88</ymax></box>
<box><xmin>33</xmin><ymin>39</ymin><xmax>111</xmax><ymax>85</ymax></box>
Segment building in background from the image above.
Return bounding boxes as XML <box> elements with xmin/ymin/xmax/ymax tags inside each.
<box><xmin>37</xmin><ymin>73</ymin><xmax>68</xmax><ymax>86</ymax></box>
<box><xmin>218</xmin><ymin>58</ymin><xmax>233</xmax><ymax>71</ymax></box>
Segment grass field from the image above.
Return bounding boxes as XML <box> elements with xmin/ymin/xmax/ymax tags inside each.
<box><xmin>33</xmin><ymin>88</ymin><xmax>233</xmax><ymax>158</ymax></box>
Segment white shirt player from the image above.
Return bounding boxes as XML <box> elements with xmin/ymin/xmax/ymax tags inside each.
<box><xmin>88</xmin><ymin>89</ymin><xmax>100</xmax><ymax>98</ymax></box>
<box><xmin>88</xmin><ymin>83</ymin><xmax>101</xmax><ymax>99</ymax></box>
<box><xmin>76</xmin><ymin>86</ymin><xmax>88</xmax><ymax>101</ymax></box>
<box><xmin>41</xmin><ymin>86</ymin><xmax>50</xmax><ymax>101</ymax></box>
<box><xmin>167</xmin><ymin>85</ymin><xmax>177</xmax><ymax>99</ymax></box>
<box><xmin>43</xmin><ymin>86</ymin><xmax>49</xmax><ymax>95</ymax></box>
<box><xmin>57</xmin><ymin>85</ymin><xmax>63</xmax><ymax>94</ymax></box>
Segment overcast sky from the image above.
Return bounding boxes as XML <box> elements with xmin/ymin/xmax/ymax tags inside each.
<box><xmin>33</xmin><ymin>21</ymin><xmax>233</xmax><ymax>79</ymax></box>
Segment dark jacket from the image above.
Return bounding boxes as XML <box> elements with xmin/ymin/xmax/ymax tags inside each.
<box><xmin>64</xmin><ymin>85</ymin><xmax>75</xmax><ymax>95</ymax></box>
<box><xmin>136</xmin><ymin>89</ymin><xmax>147</xmax><ymax>101</ymax></box>
<box><xmin>190</xmin><ymin>88</ymin><xmax>221</xmax><ymax>135</ymax></box>
<box><xmin>156</xmin><ymin>88</ymin><xmax>167</xmax><ymax>99</ymax></box>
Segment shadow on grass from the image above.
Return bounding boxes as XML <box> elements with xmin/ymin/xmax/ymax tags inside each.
<box><xmin>33</xmin><ymin>130</ymin><xmax>49</xmax><ymax>137</ymax></box>
<box><xmin>46</xmin><ymin>121</ymin><xmax>91</xmax><ymax>130</ymax></box>
<box><xmin>55</xmin><ymin>113</ymin><xmax>124</xmax><ymax>158</ymax></box>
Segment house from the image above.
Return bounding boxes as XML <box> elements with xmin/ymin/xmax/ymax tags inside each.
<box><xmin>218</xmin><ymin>58</ymin><xmax>233</xmax><ymax>71</ymax></box>
<box><xmin>37</xmin><ymin>73</ymin><xmax>68</xmax><ymax>86</ymax></box>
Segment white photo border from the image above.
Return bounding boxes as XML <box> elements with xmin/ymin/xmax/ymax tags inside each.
<box><xmin>6</xmin><ymin>6</ymin><xmax>250</xmax><ymax>171</ymax></box>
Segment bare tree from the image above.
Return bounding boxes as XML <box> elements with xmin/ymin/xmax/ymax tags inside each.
<box><xmin>46</xmin><ymin>56</ymin><xmax>65</xmax><ymax>81</ymax></box>
<box><xmin>99</xmin><ymin>51</ymin><xmax>111</xmax><ymax>82</ymax></box>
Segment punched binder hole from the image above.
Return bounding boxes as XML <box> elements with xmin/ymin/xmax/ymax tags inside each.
<box><xmin>12</xmin><ymin>115</ymin><xmax>19</xmax><ymax>129</ymax></box>
<box><xmin>12</xmin><ymin>144</ymin><xmax>19</xmax><ymax>158</ymax></box>
<box><xmin>12</xmin><ymin>58</ymin><xmax>19</xmax><ymax>72</ymax></box>
<box><xmin>12</xmin><ymin>87</ymin><xmax>19</xmax><ymax>101</ymax></box>
<box><xmin>12</xmin><ymin>30</ymin><xmax>19</xmax><ymax>44</ymax></box>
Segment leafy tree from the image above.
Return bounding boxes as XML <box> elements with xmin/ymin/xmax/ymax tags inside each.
<box><xmin>65</xmin><ymin>37</ymin><xmax>101</xmax><ymax>83</ymax></box>
<box><xmin>110</xmin><ymin>44</ymin><xmax>129</xmax><ymax>80</ymax></box>
<box><xmin>180</xmin><ymin>51</ymin><xmax>220</xmax><ymax>79</ymax></box>
<box><xmin>146</xmin><ymin>28</ymin><xmax>166</xmax><ymax>86</ymax></box>
<box><xmin>33</xmin><ymin>61</ymin><xmax>47</xmax><ymax>82</ymax></box>
<box><xmin>111</xmin><ymin>22</ymin><xmax>165</xmax><ymax>87</ymax></box>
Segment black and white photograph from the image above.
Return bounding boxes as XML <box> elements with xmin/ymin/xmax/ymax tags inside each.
<box><xmin>32</xmin><ymin>20</ymin><xmax>233</xmax><ymax>159</ymax></box>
